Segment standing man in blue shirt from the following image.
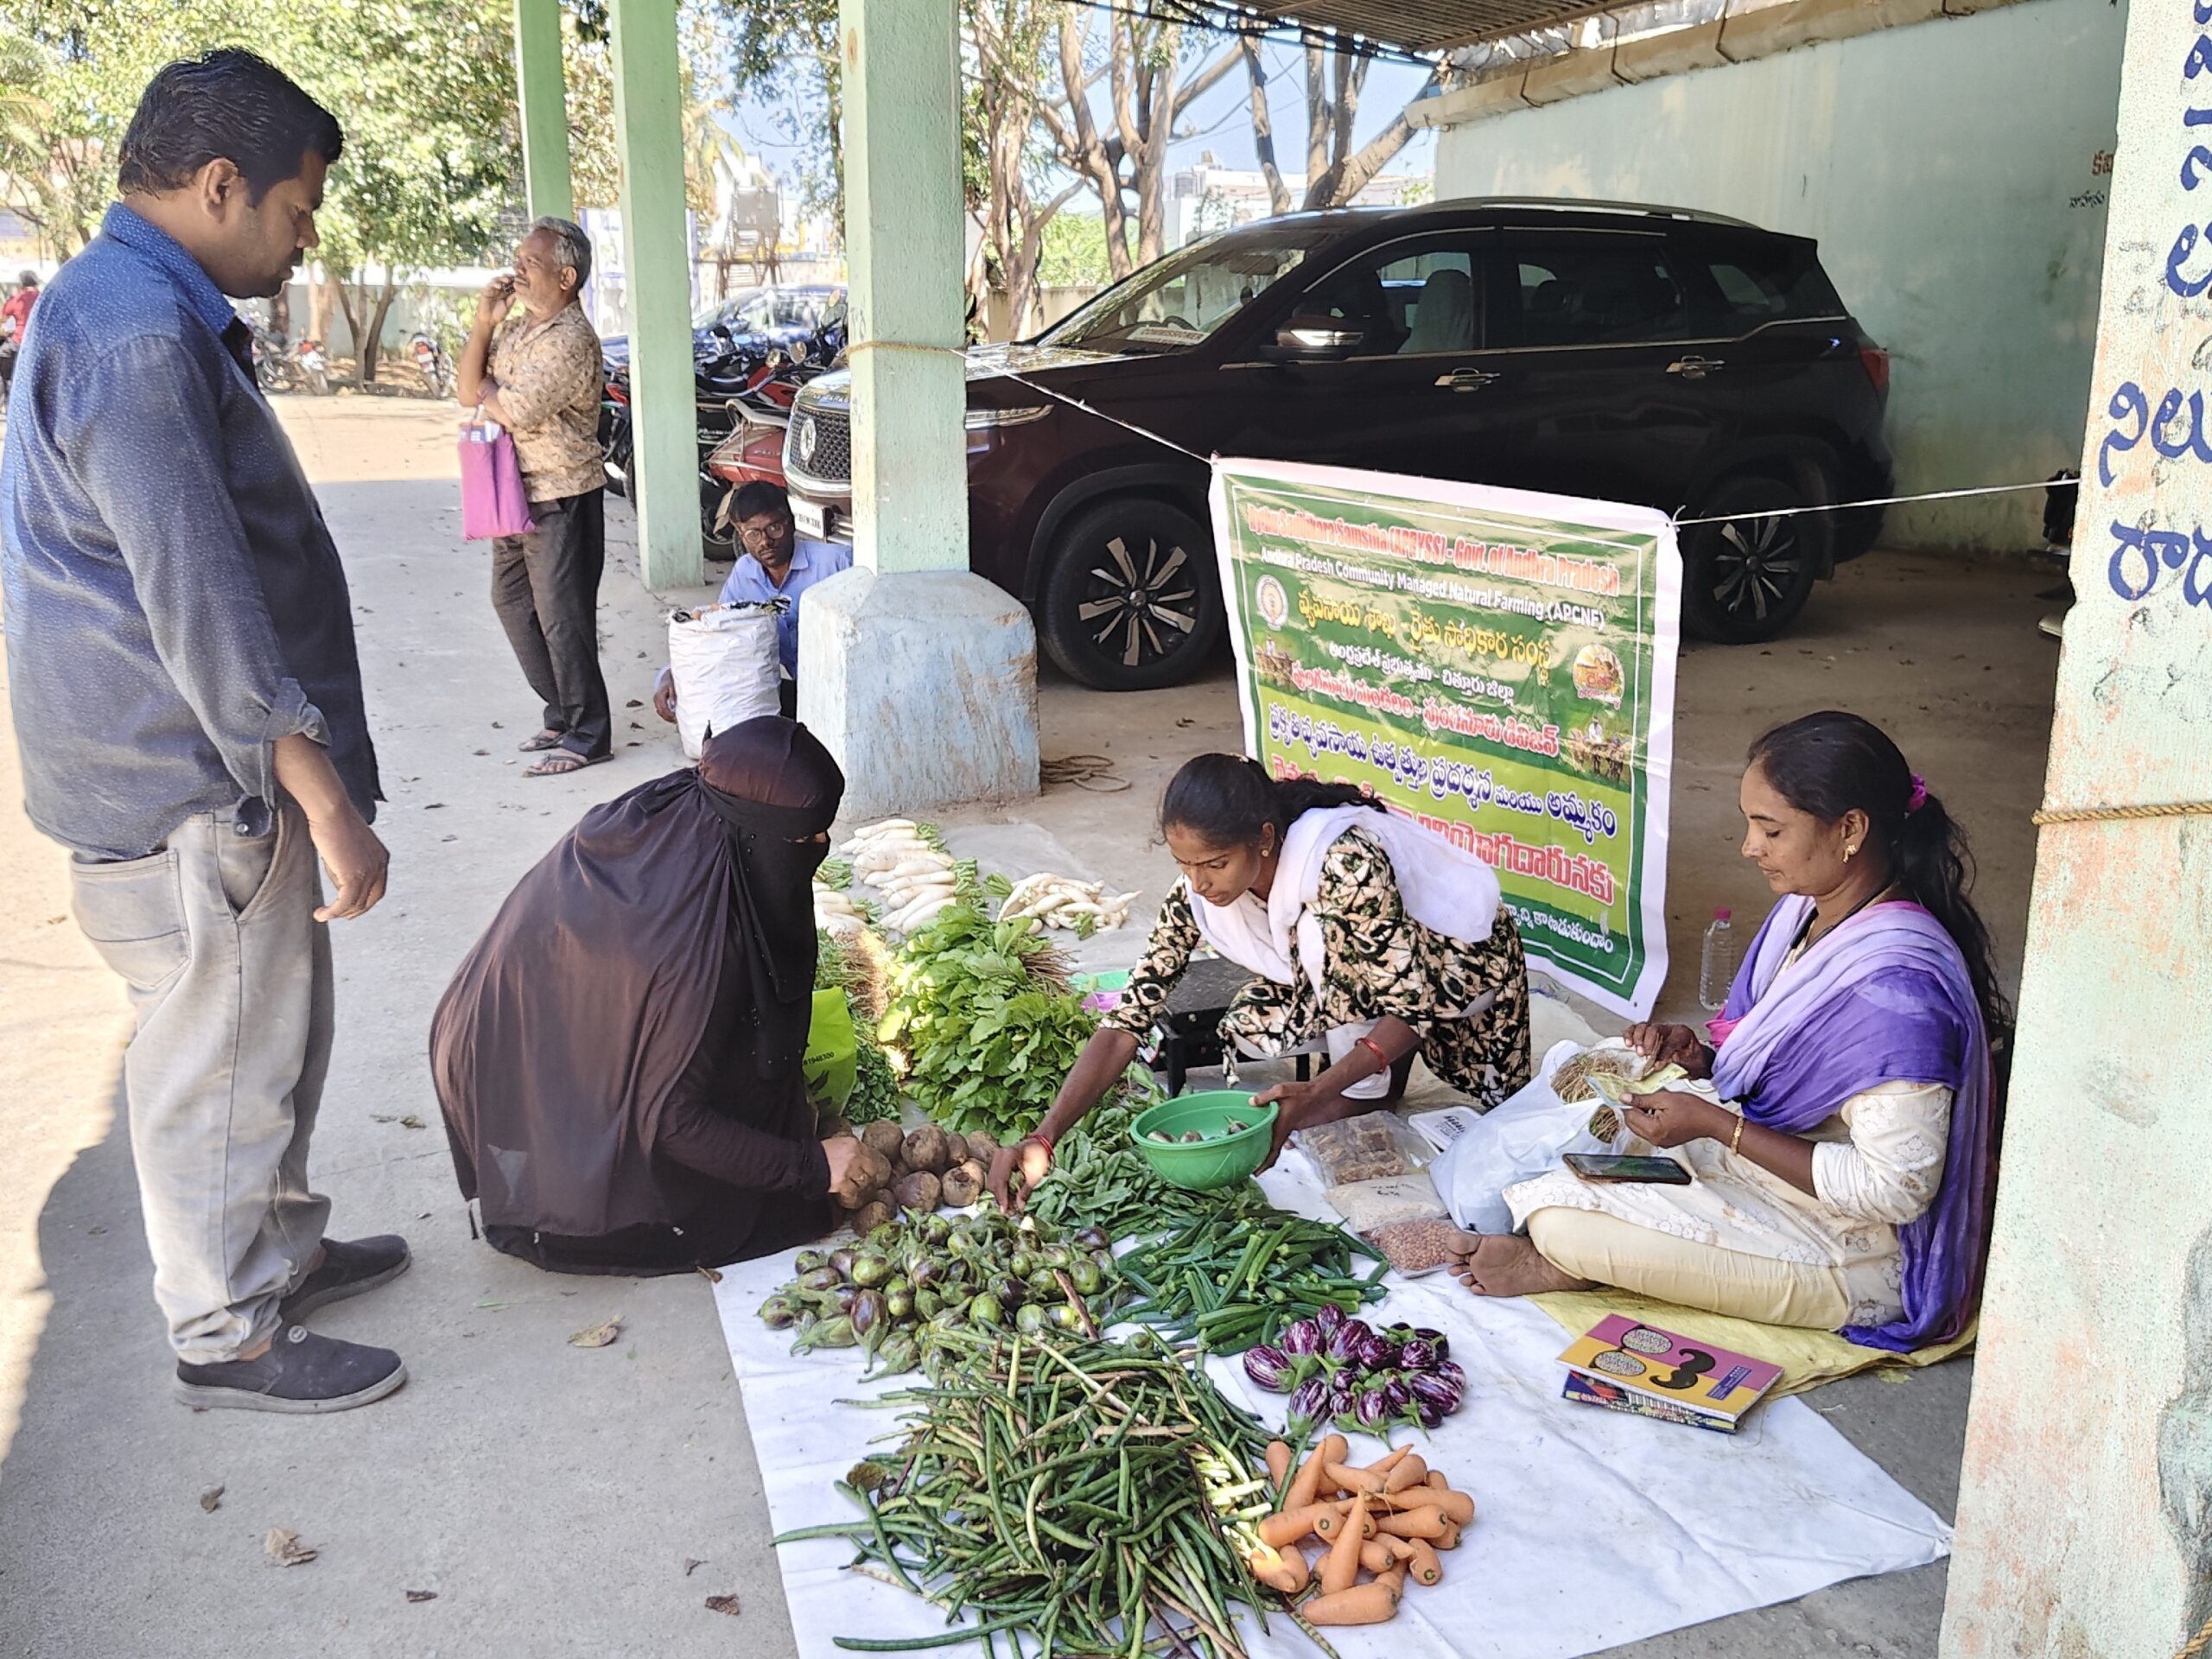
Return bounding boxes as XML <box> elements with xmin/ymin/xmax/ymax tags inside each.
<box><xmin>0</xmin><ymin>51</ymin><xmax>409</xmax><ymax>1413</ymax></box>
<box><xmin>653</xmin><ymin>480</ymin><xmax>852</xmax><ymax>722</ymax></box>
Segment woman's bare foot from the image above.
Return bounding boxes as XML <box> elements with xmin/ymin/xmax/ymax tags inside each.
<box><xmin>1448</xmin><ymin>1233</ymin><xmax>1593</xmax><ymax>1298</ymax></box>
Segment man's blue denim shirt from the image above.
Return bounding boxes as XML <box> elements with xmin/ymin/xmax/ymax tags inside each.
<box><xmin>1</xmin><ymin>204</ymin><xmax>379</xmax><ymax>861</ymax></box>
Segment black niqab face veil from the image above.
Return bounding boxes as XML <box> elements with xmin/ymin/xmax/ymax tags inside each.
<box><xmin>697</xmin><ymin>718</ymin><xmax>846</xmax><ymax>1074</ymax></box>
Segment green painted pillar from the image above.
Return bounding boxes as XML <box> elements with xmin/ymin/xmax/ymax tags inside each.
<box><xmin>609</xmin><ymin>0</ymin><xmax>702</xmax><ymax>590</ymax></box>
<box><xmin>838</xmin><ymin>0</ymin><xmax>968</xmax><ymax>573</ymax></box>
<box><xmin>512</xmin><ymin>0</ymin><xmax>574</xmax><ymax>223</ymax></box>
<box><xmin>793</xmin><ymin>0</ymin><xmax>1038</xmax><ymax>816</ymax></box>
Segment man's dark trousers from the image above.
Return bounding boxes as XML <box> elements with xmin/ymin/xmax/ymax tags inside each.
<box><xmin>491</xmin><ymin>488</ymin><xmax>611</xmax><ymax>759</ymax></box>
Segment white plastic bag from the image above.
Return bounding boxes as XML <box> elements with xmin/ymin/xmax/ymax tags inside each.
<box><xmin>668</xmin><ymin>601</ymin><xmax>784</xmax><ymax>760</ymax></box>
<box><xmin>1431</xmin><ymin>1039</ymin><xmax>1631</xmax><ymax>1234</ymax></box>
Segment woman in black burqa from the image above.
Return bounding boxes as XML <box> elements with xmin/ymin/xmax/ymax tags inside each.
<box><xmin>432</xmin><ymin>716</ymin><xmax>867</xmax><ymax>1274</ymax></box>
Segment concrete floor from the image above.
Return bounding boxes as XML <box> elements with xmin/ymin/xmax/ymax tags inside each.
<box><xmin>0</xmin><ymin>397</ymin><xmax>2060</xmax><ymax>1656</ymax></box>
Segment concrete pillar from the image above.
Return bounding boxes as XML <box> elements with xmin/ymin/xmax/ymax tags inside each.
<box><xmin>608</xmin><ymin>0</ymin><xmax>702</xmax><ymax>590</ymax></box>
<box><xmin>1937</xmin><ymin>6</ymin><xmax>2212</xmax><ymax>1654</ymax></box>
<box><xmin>512</xmin><ymin>0</ymin><xmax>573</xmax><ymax>223</ymax></box>
<box><xmin>796</xmin><ymin>0</ymin><xmax>1038</xmax><ymax>817</ymax></box>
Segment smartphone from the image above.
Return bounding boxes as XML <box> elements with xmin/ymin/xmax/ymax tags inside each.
<box><xmin>1563</xmin><ymin>1153</ymin><xmax>1693</xmax><ymax>1185</ymax></box>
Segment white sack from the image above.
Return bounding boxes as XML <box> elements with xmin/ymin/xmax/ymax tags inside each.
<box><xmin>668</xmin><ymin>601</ymin><xmax>783</xmax><ymax>760</ymax></box>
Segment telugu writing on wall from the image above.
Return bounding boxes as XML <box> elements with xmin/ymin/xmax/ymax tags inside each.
<box><xmin>1208</xmin><ymin>459</ymin><xmax>1682</xmax><ymax>1020</ymax></box>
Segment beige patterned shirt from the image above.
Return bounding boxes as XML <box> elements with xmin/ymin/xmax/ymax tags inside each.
<box><xmin>487</xmin><ymin>302</ymin><xmax>605</xmax><ymax>503</ymax></box>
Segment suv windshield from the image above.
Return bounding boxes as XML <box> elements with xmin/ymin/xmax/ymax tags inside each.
<box><xmin>1038</xmin><ymin>225</ymin><xmax>1340</xmax><ymax>353</ymax></box>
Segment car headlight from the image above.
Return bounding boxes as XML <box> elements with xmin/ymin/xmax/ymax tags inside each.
<box><xmin>963</xmin><ymin>405</ymin><xmax>1052</xmax><ymax>430</ymax></box>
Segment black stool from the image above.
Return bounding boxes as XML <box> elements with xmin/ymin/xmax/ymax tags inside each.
<box><xmin>1154</xmin><ymin>957</ymin><xmax>1313</xmax><ymax>1095</ymax></box>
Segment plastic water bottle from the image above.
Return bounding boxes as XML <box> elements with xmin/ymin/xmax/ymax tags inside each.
<box><xmin>1699</xmin><ymin>908</ymin><xmax>1735</xmax><ymax>1011</ymax></box>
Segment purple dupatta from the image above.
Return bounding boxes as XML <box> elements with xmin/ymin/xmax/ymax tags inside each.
<box><xmin>1710</xmin><ymin>894</ymin><xmax>1993</xmax><ymax>1351</ymax></box>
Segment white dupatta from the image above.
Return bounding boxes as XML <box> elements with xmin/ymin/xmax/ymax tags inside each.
<box><xmin>1185</xmin><ymin>805</ymin><xmax>1503</xmax><ymax>1092</ymax></box>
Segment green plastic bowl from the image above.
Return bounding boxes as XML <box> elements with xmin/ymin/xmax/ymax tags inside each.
<box><xmin>1128</xmin><ymin>1091</ymin><xmax>1279</xmax><ymax>1192</ymax></box>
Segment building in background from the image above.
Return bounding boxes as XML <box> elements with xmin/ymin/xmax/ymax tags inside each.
<box><xmin>1171</xmin><ymin>154</ymin><xmax>1426</xmax><ymax>246</ymax></box>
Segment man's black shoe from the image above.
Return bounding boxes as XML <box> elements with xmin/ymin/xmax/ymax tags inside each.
<box><xmin>175</xmin><ymin>1325</ymin><xmax>406</xmax><ymax>1414</ymax></box>
<box><xmin>280</xmin><ymin>1234</ymin><xmax>410</xmax><ymax>1321</ymax></box>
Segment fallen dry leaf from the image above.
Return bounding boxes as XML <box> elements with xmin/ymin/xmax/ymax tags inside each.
<box><xmin>704</xmin><ymin>1594</ymin><xmax>741</xmax><ymax>1617</ymax></box>
<box><xmin>405</xmin><ymin>1589</ymin><xmax>438</xmax><ymax>1603</ymax></box>
<box><xmin>199</xmin><ymin>1486</ymin><xmax>224</xmax><ymax>1513</ymax></box>
<box><xmin>684</xmin><ymin>1557</ymin><xmax>706</xmax><ymax>1577</ymax></box>
<box><xmin>398</xmin><ymin>1115</ymin><xmax>426</xmax><ymax>1130</ymax></box>
<box><xmin>696</xmin><ymin>1265</ymin><xmax>723</xmax><ymax>1284</ymax></box>
<box><xmin>372</xmin><ymin>1114</ymin><xmax>397</xmax><ymax>1123</ymax></box>
<box><xmin>264</xmin><ymin>1528</ymin><xmax>317</xmax><ymax>1567</ymax></box>
<box><xmin>569</xmin><ymin>1316</ymin><xmax>622</xmax><ymax>1349</ymax></box>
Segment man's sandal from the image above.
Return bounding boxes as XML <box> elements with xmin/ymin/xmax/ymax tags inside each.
<box><xmin>518</xmin><ymin>728</ymin><xmax>566</xmax><ymax>753</ymax></box>
<box><xmin>524</xmin><ymin>751</ymin><xmax>611</xmax><ymax>779</ymax></box>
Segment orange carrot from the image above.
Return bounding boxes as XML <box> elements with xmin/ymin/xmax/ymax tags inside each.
<box><xmin>1427</xmin><ymin>1470</ymin><xmax>1448</xmax><ymax>1491</ymax></box>
<box><xmin>1365</xmin><ymin>1446</ymin><xmax>1412</xmax><ymax>1475</ymax></box>
<box><xmin>1326</xmin><ymin>1461</ymin><xmax>1390</xmax><ymax>1496</ymax></box>
<box><xmin>1258</xmin><ymin>1504</ymin><xmax>1337</xmax><ymax>1548</ymax></box>
<box><xmin>1313</xmin><ymin>1501</ymin><xmax>1376</xmax><ymax>1541</ymax></box>
<box><xmin>1405</xmin><ymin>1539</ymin><xmax>1444</xmax><ymax>1586</ymax></box>
<box><xmin>1322</xmin><ymin>1494</ymin><xmax>1368</xmax><ymax>1595</ymax></box>
<box><xmin>1435</xmin><ymin>1516</ymin><xmax>1463</xmax><ymax>1551</ymax></box>
<box><xmin>1245</xmin><ymin>1543</ymin><xmax>1309</xmax><ymax>1595</ymax></box>
<box><xmin>1287</xmin><ymin>1433</ymin><xmax>1345</xmax><ymax>1513</ymax></box>
<box><xmin>1376</xmin><ymin>1504</ymin><xmax>1448</xmax><ymax>1541</ymax></box>
<box><xmin>1427</xmin><ymin>1488</ymin><xmax>1476</xmax><ymax>1525</ymax></box>
<box><xmin>1359</xmin><ymin>1541</ymin><xmax>1399</xmax><ymax>1575</ymax></box>
<box><xmin>1382</xmin><ymin>1454</ymin><xmax>1429</xmax><ymax>1493</ymax></box>
<box><xmin>1376</xmin><ymin>1565</ymin><xmax>1408</xmax><ymax>1599</ymax></box>
<box><xmin>1304</xmin><ymin>1580</ymin><xmax>1402</xmax><ymax>1627</ymax></box>
<box><xmin>1265</xmin><ymin>1440</ymin><xmax>1293</xmax><ymax>1490</ymax></box>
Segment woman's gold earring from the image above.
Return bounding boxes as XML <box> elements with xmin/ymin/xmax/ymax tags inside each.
<box><xmin>1845</xmin><ymin>844</ymin><xmax>1858</xmax><ymax>859</ymax></box>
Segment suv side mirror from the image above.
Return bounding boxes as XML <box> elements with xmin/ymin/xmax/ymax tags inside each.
<box><xmin>1267</xmin><ymin>315</ymin><xmax>1363</xmax><ymax>361</ymax></box>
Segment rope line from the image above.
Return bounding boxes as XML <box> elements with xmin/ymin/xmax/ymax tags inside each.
<box><xmin>2174</xmin><ymin>1606</ymin><xmax>2212</xmax><ymax>1659</ymax></box>
<box><xmin>2032</xmin><ymin>800</ymin><xmax>2212</xmax><ymax>826</ymax></box>
<box><xmin>829</xmin><ymin>340</ymin><xmax>2069</xmax><ymax>524</ymax></box>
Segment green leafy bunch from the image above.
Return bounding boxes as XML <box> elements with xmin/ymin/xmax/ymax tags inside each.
<box><xmin>878</xmin><ymin>902</ymin><xmax>1095</xmax><ymax>1144</ymax></box>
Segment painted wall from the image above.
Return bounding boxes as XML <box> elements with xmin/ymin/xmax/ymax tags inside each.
<box><xmin>1937</xmin><ymin>0</ymin><xmax>2212</xmax><ymax>1644</ymax></box>
<box><xmin>1434</xmin><ymin>0</ymin><xmax>2124</xmax><ymax>550</ymax></box>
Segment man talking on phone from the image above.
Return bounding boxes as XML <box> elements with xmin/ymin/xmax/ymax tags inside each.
<box><xmin>457</xmin><ymin>218</ymin><xmax>610</xmax><ymax>778</ymax></box>
<box><xmin>0</xmin><ymin>51</ymin><xmax>405</xmax><ymax>1412</ymax></box>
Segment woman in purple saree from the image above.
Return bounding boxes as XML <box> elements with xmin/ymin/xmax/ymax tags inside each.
<box><xmin>1454</xmin><ymin>711</ymin><xmax>2009</xmax><ymax>1349</ymax></box>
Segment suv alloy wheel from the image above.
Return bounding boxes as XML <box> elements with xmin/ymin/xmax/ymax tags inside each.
<box><xmin>1039</xmin><ymin>498</ymin><xmax>1223</xmax><ymax>690</ymax></box>
<box><xmin>1681</xmin><ymin>475</ymin><xmax>1821</xmax><ymax>644</ymax></box>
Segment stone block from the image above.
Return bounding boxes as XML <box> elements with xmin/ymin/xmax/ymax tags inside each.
<box><xmin>1522</xmin><ymin>50</ymin><xmax>1625</xmax><ymax>106</ymax></box>
<box><xmin>1719</xmin><ymin>0</ymin><xmax>1947</xmax><ymax>61</ymax></box>
<box><xmin>1614</xmin><ymin>21</ymin><xmax>1728</xmax><ymax>81</ymax></box>
<box><xmin>797</xmin><ymin>565</ymin><xmax>1040</xmax><ymax>818</ymax></box>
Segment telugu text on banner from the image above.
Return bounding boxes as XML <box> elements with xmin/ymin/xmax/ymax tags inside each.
<box><xmin>1209</xmin><ymin>458</ymin><xmax>1681</xmax><ymax>1020</ymax></box>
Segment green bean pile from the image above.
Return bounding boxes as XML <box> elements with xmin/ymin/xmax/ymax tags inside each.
<box><xmin>1023</xmin><ymin>1102</ymin><xmax>1269</xmax><ymax>1240</ymax></box>
<box><xmin>777</xmin><ymin>1330</ymin><xmax>1287</xmax><ymax>1658</ymax></box>
<box><xmin>1119</xmin><ymin>1210</ymin><xmax>1390</xmax><ymax>1355</ymax></box>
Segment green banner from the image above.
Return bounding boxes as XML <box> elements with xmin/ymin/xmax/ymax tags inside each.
<box><xmin>1209</xmin><ymin>460</ymin><xmax>1681</xmax><ymax>1018</ymax></box>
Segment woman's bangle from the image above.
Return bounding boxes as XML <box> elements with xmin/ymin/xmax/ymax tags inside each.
<box><xmin>1027</xmin><ymin>1130</ymin><xmax>1055</xmax><ymax>1155</ymax></box>
<box><xmin>1728</xmin><ymin>1111</ymin><xmax>1746</xmax><ymax>1156</ymax></box>
<box><xmin>1355</xmin><ymin>1035</ymin><xmax>1391</xmax><ymax>1071</ymax></box>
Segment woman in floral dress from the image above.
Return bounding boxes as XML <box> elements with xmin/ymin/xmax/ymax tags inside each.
<box><xmin>990</xmin><ymin>754</ymin><xmax>1530</xmax><ymax>1201</ymax></box>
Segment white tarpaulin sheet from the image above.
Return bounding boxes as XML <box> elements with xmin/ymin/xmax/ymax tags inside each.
<box><xmin>712</xmin><ymin>1163</ymin><xmax>1948</xmax><ymax>1659</ymax></box>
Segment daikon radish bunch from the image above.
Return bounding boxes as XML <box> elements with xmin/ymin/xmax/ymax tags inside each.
<box><xmin>995</xmin><ymin>872</ymin><xmax>1138</xmax><ymax>938</ymax></box>
<box><xmin>813</xmin><ymin>881</ymin><xmax>868</xmax><ymax>938</ymax></box>
<box><xmin>837</xmin><ymin>818</ymin><xmax>963</xmax><ymax>935</ymax></box>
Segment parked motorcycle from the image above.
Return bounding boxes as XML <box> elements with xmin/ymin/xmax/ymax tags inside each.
<box><xmin>410</xmin><ymin>331</ymin><xmax>453</xmax><ymax>399</ymax></box>
<box><xmin>295</xmin><ymin>337</ymin><xmax>331</xmax><ymax>397</ymax></box>
<box><xmin>597</xmin><ymin>314</ymin><xmax>843</xmax><ymax>559</ymax></box>
<box><xmin>251</xmin><ymin>320</ymin><xmax>300</xmax><ymax>393</ymax></box>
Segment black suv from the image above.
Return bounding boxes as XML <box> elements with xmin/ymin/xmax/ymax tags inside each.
<box><xmin>785</xmin><ymin>199</ymin><xmax>1891</xmax><ymax>690</ymax></box>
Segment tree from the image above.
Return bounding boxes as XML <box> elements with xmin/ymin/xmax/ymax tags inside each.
<box><xmin>965</xmin><ymin>0</ymin><xmax>1083</xmax><ymax>338</ymax></box>
<box><xmin>1033</xmin><ymin>10</ymin><xmax>1238</xmax><ymax>278</ymax></box>
<box><xmin>715</xmin><ymin>0</ymin><xmax>842</xmax><ymax>232</ymax></box>
<box><xmin>0</xmin><ymin>0</ymin><xmax>535</xmax><ymax>383</ymax></box>
<box><xmin>1257</xmin><ymin>31</ymin><xmax>1441</xmax><ymax>213</ymax></box>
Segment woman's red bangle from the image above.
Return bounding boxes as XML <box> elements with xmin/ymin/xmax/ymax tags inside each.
<box><xmin>1028</xmin><ymin>1130</ymin><xmax>1055</xmax><ymax>1154</ymax></box>
<box><xmin>1356</xmin><ymin>1036</ymin><xmax>1391</xmax><ymax>1071</ymax></box>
